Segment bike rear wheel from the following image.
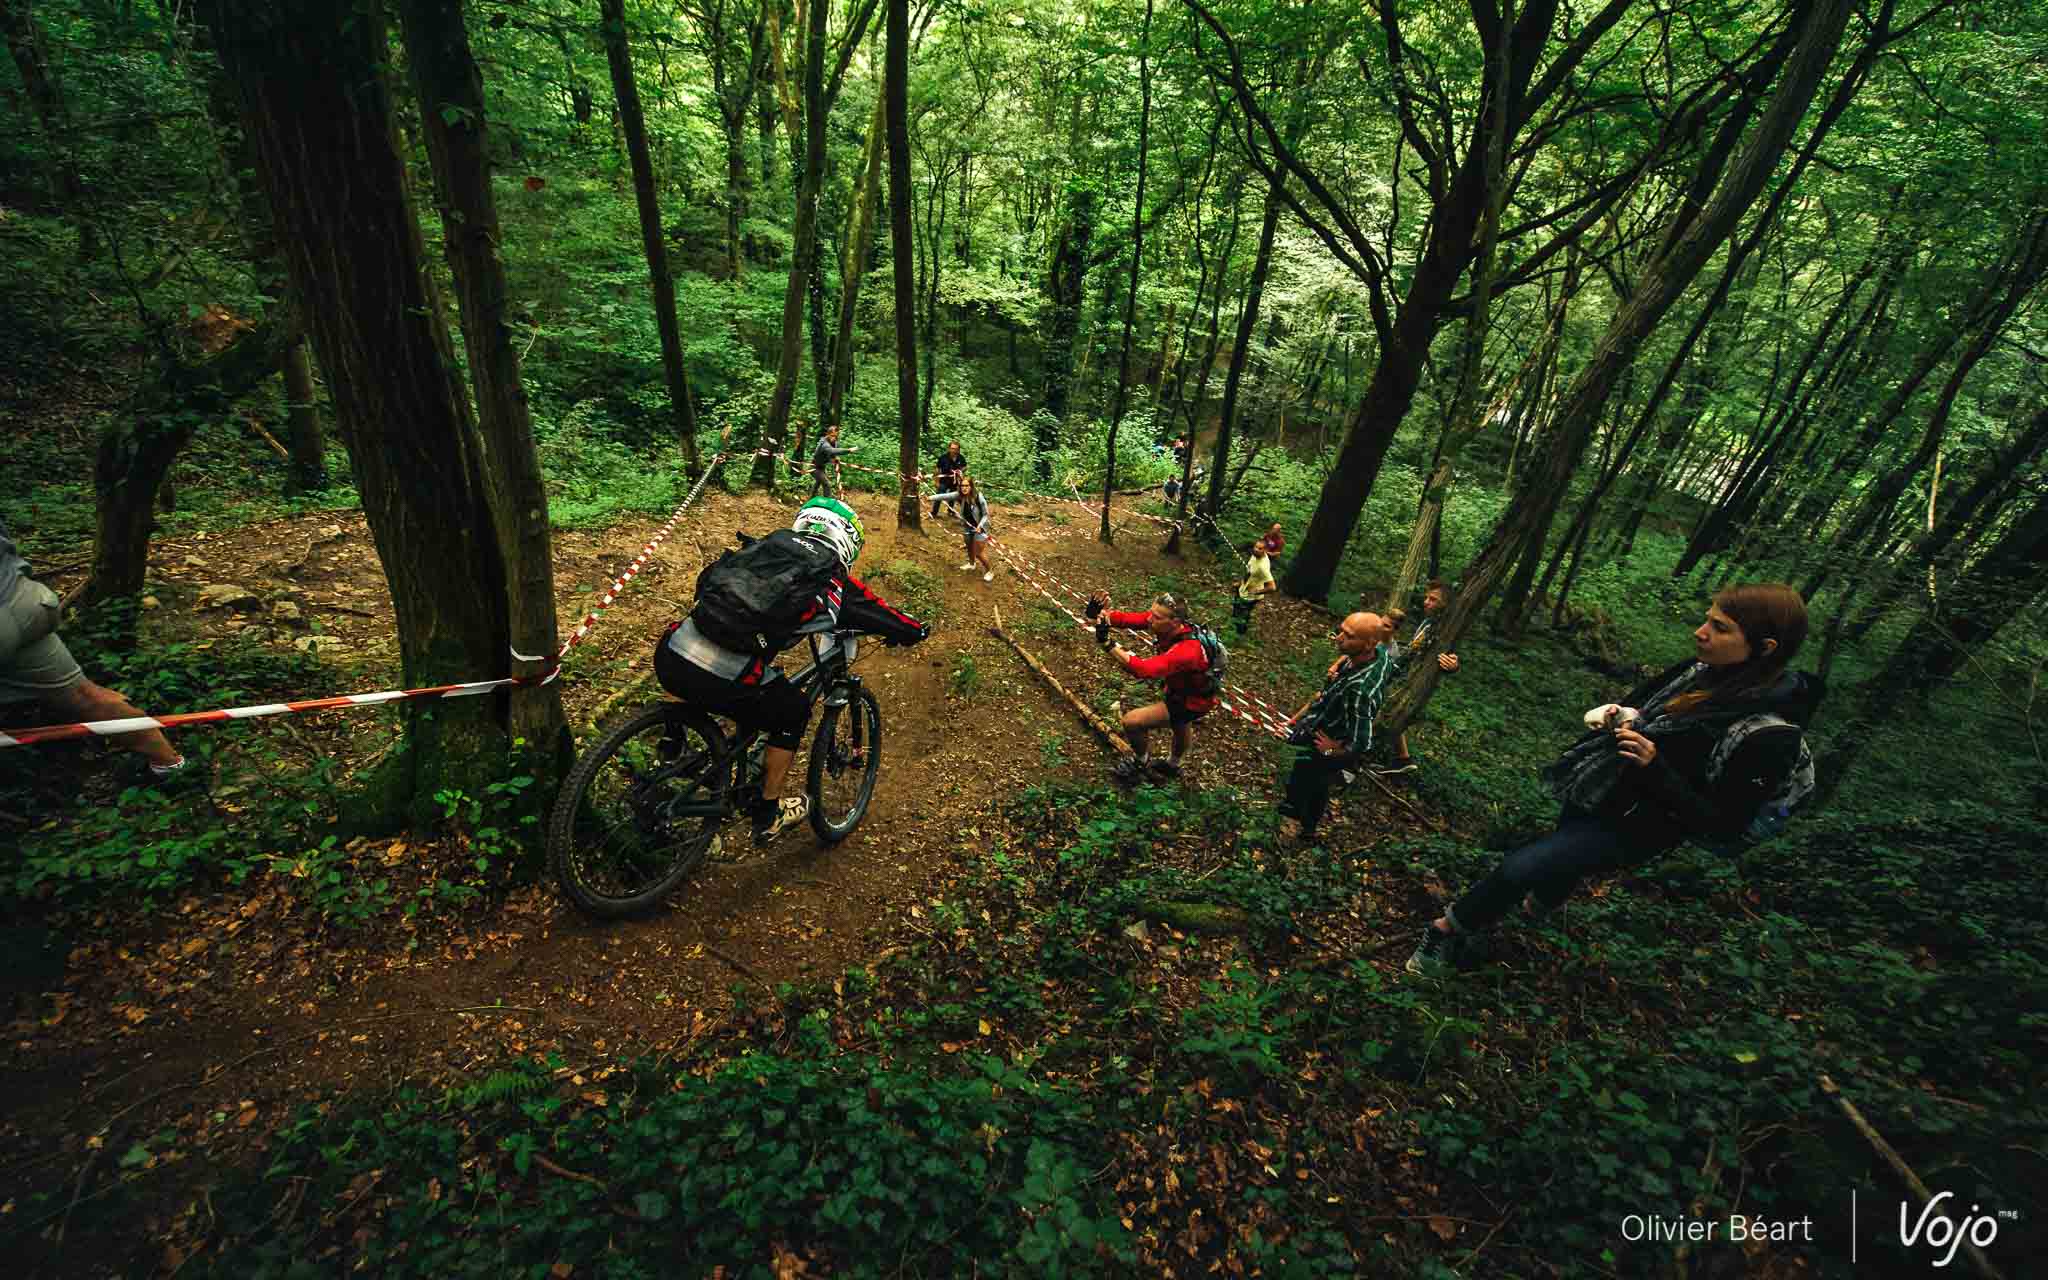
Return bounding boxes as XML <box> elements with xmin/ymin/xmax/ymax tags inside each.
<box><xmin>548</xmin><ymin>704</ymin><xmax>729</xmax><ymax>918</ymax></box>
<box><xmin>807</xmin><ymin>684</ymin><xmax>882</xmax><ymax>842</ymax></box>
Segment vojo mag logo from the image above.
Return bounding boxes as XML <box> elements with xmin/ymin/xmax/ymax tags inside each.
<box><xmin>1892</xmin><ymin>1191</ymin><xmax>2013</xmax><ymax>1269</ymax></box>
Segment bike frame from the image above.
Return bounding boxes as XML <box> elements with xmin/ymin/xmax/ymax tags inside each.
<box><xmin>664</xmin><ymin>631</ymin><xmax>870</xmax><ymax>821</ymax></box>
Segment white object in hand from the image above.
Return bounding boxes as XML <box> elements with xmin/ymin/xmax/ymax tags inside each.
<box><xmin>1583</xmin><ymin>703</ymin><xmax>1641</xmax><ymax>731</ymax></box>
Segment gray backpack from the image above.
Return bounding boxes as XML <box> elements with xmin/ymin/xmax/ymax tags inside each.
<box><xmin>1701</xmin><ymin>713</ymin><xmax>1815</xmax><ymax>851</ymax></box>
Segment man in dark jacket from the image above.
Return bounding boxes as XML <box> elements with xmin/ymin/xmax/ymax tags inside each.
<box><xmin>929</xmin><ymin>441</ymin><xmax>967</xmax><ymax>518</ymax></box>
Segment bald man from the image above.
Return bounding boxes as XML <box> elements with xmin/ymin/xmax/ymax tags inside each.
<box><xmin>1278</xmin><ymin>611</ymin><xmax>1399</xmax><ymax>843</ymax></box>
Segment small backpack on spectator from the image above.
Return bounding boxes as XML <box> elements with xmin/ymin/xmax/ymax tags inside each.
<box><xmin>1701</xmin><ymin>713</ymin><xmax>1816</xmax><ymax>852</ymax></box>
<box><xmin>1190</xmin><ymin>626</ymin><xmax>1229</xmax><ymax>697</ymax></box>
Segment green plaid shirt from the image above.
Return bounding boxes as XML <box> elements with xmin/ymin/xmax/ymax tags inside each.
<box><xmin>1289</xmin><ymin>642</ymin><xmax>1399</xmax><ymax>763</ymax></box>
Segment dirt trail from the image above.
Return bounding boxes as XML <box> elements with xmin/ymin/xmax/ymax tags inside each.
<box><xmin>1</xmin><ymin>481</ymin><xmax>1390</xmax><ymax>1266</ymax></box>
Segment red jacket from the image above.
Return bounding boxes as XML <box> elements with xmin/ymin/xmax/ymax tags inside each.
<box><xmin>1106</xmin><ymin>611</ymin><xmax>1216</xmax><ymax>711</ymax></box>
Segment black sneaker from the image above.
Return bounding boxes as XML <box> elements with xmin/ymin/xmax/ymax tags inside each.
<box><xmin>1150</xmin><ymin>759</ymin><xmax>1182</xmax><ymax>780</ymax></box>
<box><xmin>1110</xmin><ymin>756</ymin><xmax>1151</xmax><ymax>784</ymax></box>
<box><xmin>1405</xmin><ymin>925</ymin><xmax>1454</xmax><ymax>977</ymax></box>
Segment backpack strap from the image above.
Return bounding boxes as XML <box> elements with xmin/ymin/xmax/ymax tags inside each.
<box><xmin>1705</xmin><ymin>713</ymin><xmax>1800</xmax><ymax>784</ymax></box>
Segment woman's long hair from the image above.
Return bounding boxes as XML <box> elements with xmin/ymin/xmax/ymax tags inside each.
<box><xmin>1668</xmin><ymin>583</ymin><xmax>1807</xmax><ymax>714</ymax></box>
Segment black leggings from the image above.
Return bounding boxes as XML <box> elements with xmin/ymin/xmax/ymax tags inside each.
<box><xmin>653</xmin><ymin>638</ymin><xmax>811</xmax><ymax>750</ymax></box>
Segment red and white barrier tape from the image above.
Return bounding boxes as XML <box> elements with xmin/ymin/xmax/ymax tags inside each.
<box><xmin>0</xmin><ymin>672</ymin><xmax>554</xmax><ymax>749</ymax></box>
<box><xmin>981</xmin><ymin>537</ymin><xmax>1293</xmax><ymax>743</ymax></box>
<box><xmin>555</xmin><ymin>452</ymin><xmax>726</xmax><ymax>658</ymax></box>
<box><xmin>2</xmin><ymin>453</ymin><xmax>732</xmax><ymax>749</ymax></box>
<box><xmin>1067</xmin><ymin>481</ymin><xmax>1178</xmax><ymax>531</ymax></box>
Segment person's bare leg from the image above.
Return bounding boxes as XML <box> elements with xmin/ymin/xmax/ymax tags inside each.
<box><xmin>1170</xmin><ymin>723</ymin><xmax>1192</xmax><ymax>764</ymax></box>
<box><xmin>1121</xmin><ymin>702</ymin><xmax>1170</xmax><ymax>759</ymax></box>
<box><xmin>46</xmin><ymin>679</ymin><xmax>181</xmax><ymax>767</ymax></box>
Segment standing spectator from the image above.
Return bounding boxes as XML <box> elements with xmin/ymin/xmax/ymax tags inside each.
<box><xmin>1261</xmin><ymin>522</ymin><xmax>1285</xmax><ymax>558</ymax></box>
<box><xmin>1383</xmin><ymin>580</ymin><xmax>1460</xmax><ymax>774</ymax></box>
<box><xmin>1233</xmin><ymin>539</ymin><xmax>1277</xmax><ymax>638</ymax></box>
<box><xmin>1170</xmin><ymin>436</ymin><xmax>1189</xmax><ymax>468</ymax></box>
<box><xmin>1086</xmin><ymin>590</ymin><xmax>1217</xmax><ymax>782</ymax></box>
<box><xmin>811</xmin><ymin>425</ymin><xmax>853</xmax><ymax>498</ymax></box>
<box><xmin>929</xmin><ymin>440</ymin><xmax>968</xmax><ymax>518</ymax></box>
<box><xmin>1406</xmin><ymin>584</ymin><xmax>1819</xmax><ymax>978</ymax></box>
<box><xmin>929</xmin><ymin>474</ymin><xmax>994</xmax><ymax>581</ymax></box>
<box><xmin>1277</xmin><ymin>611</ymin><xmax>1398</xmax><ymax>842</ymax></box>
<box><xmin>0</xmin><ymin>519</ymin><xmax>195</xmax><ymax>787</ymax></box>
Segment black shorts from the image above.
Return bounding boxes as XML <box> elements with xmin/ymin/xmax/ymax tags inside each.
<box><xmin>653</xmin><ymin>636</ymin><xmax>811</xmax><ymax>750</ymax></box>
<box><xmin>1167</xmin><ymin>698</ymin><xmax>1208</xmax><ymax>729</ymax></box>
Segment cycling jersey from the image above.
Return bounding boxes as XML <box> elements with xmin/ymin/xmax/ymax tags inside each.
<box><xmin>1104</xmin><ymin>610</ymin><xmax>1217</xmax><ymax>714</ymax></box>
<box><xmin>666</xmin><ymin>572</ymin><xmax>923</xmax><ymax>686</ymax></box>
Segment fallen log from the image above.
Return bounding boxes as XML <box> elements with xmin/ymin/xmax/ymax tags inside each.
<box><xmin>1136</xmin><ymin>900</ymin><xmax>1251</xmax><ymax>934</ymax></box>
<box><xmin>990</xmin><ymin>606</ymin><xmax>1131</xmax><ymax>756</ymax></box>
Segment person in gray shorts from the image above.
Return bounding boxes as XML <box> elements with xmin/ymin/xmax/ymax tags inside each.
<box><xmin>0</xmin><ymin>520</ymin><xmax>193</xmax><ymax>783</ymax></box>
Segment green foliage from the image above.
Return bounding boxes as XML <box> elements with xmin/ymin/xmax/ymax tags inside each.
<box><xmin>865</xmin><ymin>557</ymin><xmax>945</xmax><ymax>623</ymax></box>
<box><xmin>949</xmin><ymin>651</ymin><xmax>982</xmax><ymax>700</ymax></box>
<box><xmin>1</xmin><ymin>636</ymin><xmax>340</xmax><ymax>903</ymax></box>
<box><xmin>205</xmin><ymin>1050</ymin><xmax>1132</xmax><ymax>1278</ymax></box>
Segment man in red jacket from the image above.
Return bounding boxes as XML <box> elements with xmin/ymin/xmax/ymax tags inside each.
<box><xmin>1086</xmin><ymin>590</ymin><xmax>1216</xmax><ymax>782</ymax></box>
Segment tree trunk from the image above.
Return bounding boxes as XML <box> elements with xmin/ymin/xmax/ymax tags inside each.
<box><xmin>400</xmin><ymin>0</ymin><xmax>570</xmax><ymax>767</ymax></box>
<box><xmin>885</xmin><ymin>0</ymin><xmax>920</xmax><ymax>527</ymax></box>
<box><xmin>1380</xmin><ymin>0</ymin><xmax>1858</xmax><ymax>738</ymax></box>
<box><xmin>754</xmin><ymin>0</ymin><xmax>832</xmax><ymax>489</ymax></box>
<box><xmin>601</xmin><ymin>0</ymin><xmax>702</xmax><ymax>476</ymax></box>
<box><xmin>1809</xmin><ymin>212</ymin><xmax>2048</xmax><ymax>596</ymax></box>
<box><xmin>201</xmin><ymin>0</ymin><xmax>531</xmax><ymax>826</ymax></box>
<box><xmin>1040</xmin><ymin>183</ymin><xmax>1097</xmax><ymax>476</ymax></box>
<box><xmin>1202</xmin><ymin>176</ymin><xmax>1281</xmax><ymax>520</ymax></box>
<box><xmin>1</xmin><ymin>0</ymin><xmax>94</xmax><ymax>257</ymax></box>
<box><xmin>1815</xmin><ymin>491</ymin><xmax>2048</xmax><ymax>806</ymax></box>
<box><xmin>1101</xmin><ymin>0</ymin><xmax>1153</xmax><ymax>545</ymax></box>
<box><xmin>80</xmin><ymin>323</ymin><xmax>285</xmax><ymax>628</ymax></box>
<box><xmin>280</xmin><ymin>333</ymin><xmax>330</xmax><ymax>495</ymax></box>
<box><xmin>825</xmin><ymin>91</ymin><xmax>886</xmax><ymax>434</ymax></box>
<box><xmin>1275</xmin><ymin>0</ymin><xmax>1565</xmax><ymax>602</ymax></box>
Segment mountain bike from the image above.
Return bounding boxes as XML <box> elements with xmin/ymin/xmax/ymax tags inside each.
<box><xmin>546</xmin><ymin>629</ymin><xmax>883</xmax><ymax>919</ymax></box>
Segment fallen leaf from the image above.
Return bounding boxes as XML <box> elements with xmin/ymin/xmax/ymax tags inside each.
<box><xmin>977</xmin><ymin>1019</ymin><xmax>992</xmax><ymax>1036</ymax></box>
<box><xmin>1428</xmin><ymin>1215</ymin><xmax>1458</xmax><ymax>1242</ymax></box>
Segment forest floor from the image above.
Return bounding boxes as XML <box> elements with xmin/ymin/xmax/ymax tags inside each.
<box><xmin>1</xmin><ymin>482</ymin><xmax>1431</xmax><ymax>1273</ymax></box>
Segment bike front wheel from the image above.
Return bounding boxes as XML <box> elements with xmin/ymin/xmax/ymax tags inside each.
<box><xmin>548</xmin><ymin>704</ymin><xmax>729</xmax><ymax>918</ymax></box>
<box><xmin>807</xmin><ymin>685</ymin><xmax>882</xmax><ymax>843</ymax></box>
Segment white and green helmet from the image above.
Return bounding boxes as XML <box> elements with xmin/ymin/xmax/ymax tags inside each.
<box><xmin>792</xmin><ymin>496</ymin><xmax>865</xmax><ymax>570</ymax></box>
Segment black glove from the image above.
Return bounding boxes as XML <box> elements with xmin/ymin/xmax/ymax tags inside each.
<box><xmin>887</xmin><ymin>622</ymin><xmax>932</xmax><ymax>647</ymax></box>
<box><xmin>1084</xmin><ymin>597</ymin><xmax>1103</xmax><ymax>620</ymax></box>
<box><xmin>735</xmin><ymin>530</ymin><xmax>757</xmax><ymax>548</ymax></box>
<box><xmin>1094</xmin><ymin>618</ymin><xmax>1111</xmax><ymax>647</ymax></box>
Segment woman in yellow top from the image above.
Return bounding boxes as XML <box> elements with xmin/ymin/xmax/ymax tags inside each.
<box><xmin>1232</xmin><ymin>539</ymin><xmax>1277</xmax><ymax>638</ymax></box>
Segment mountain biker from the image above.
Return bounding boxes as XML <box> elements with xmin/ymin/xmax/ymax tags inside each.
<box><xmin>653</xmin><ymin>497</ymin><xmax>928</xmax><ymax>844</ymax></box>
<box><xmin>1085</xmin><ymin>589</ymin><xmax>1217</xmax><ymax>782</ymax></box>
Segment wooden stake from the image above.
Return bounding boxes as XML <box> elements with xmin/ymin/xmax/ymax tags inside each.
<box><xmin>1818</xmin><ymin>1073</ymin><xmax>2005</xmax><ymax>1280</ymax></box>
<box><xmin>247</xmin><ymin>417</ymin><xmax>290</xmax><ymax>459</ymax></box>
<box><xmin>991</xmin><ymin>606</ymin><xmax>1132</xmax><ymax>756</ymax></box>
